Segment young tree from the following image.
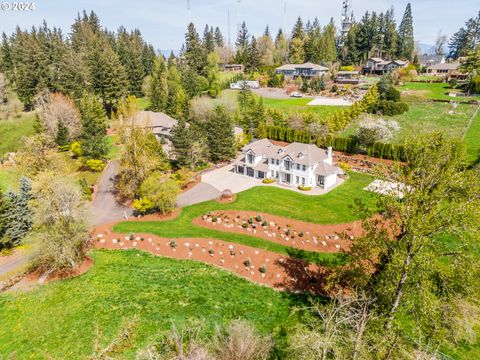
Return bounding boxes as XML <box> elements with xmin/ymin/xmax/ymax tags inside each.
<box><xmin>139</xmin><ymin>173</ymin><xmax>179</xmax><ymax>215</ymax></box>
<box><xmin>27</xmin><ymin>172</ymin><xmax>90</xmax><ymax>273</ymax></box>
<box><xmin>207</xmin><ymin>105</ymin><xmax>236</xmax><ymax>163</ymax></box>
<box><xmin>80</xmin><ymin>94</ymin><xmax>109</xmax><ymax>159</ymax></box>
<box><xmin>206</xmin><ymin>52</ymin><xmax>221</xmax><ymax>98</ymax></box>
<box><xmin>397</xmin><ymin>3</ymin><xmax>414</xmax><ymax>60</ymax></box>
<box><xmin>335</xmin><ymin>133</ymin><xmax>480</xmax><ymax>354</ymax></box>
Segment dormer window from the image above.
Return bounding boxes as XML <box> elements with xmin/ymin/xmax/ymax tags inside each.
<box><xmin>247</xmin><ymin>153</ymin><xmax>255</xmax><ymax>164</ymax></box>
<box><xmin>277</xmin><ymin>148</ymin><xmax>284</xmax><ymax>154</ymax></box>
<box><xmin>298</xmin><ymin>152</ymin><xmax>305</xmax><ymax>159</ymax></box>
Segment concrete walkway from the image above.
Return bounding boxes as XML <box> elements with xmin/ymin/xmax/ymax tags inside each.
<box><xmin>176</xmin><ymin>183</ymin><xmax>221</xmax><ymax>208</ymax></box>
<box><xmin>90</xmin><ymin>160</ymin><xmax>133</xmax><ymax>226</ymax></box>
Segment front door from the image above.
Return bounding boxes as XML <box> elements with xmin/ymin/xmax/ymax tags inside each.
<box><xmin>246</xmin><ymin>167</ymin><xmax>255</xmax><ymax>177</ymax></box>
<box><xmin>283</xmin><ymin>173</ymin><xmax>291</xmax><ymax>184</ymax></box>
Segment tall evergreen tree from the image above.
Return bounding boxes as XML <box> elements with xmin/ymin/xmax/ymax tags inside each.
<box><xmin>1</xmin><ymin>177</ymin><xmax>32</xmax><ymax>248</ymax></box>
<box><xmin>184</xmin><ymin>23</ymin><xmax>207</xmax><ymax>75</ymax></box>
<box><xmin>235</xmin><ymin>22</ymin><xmax>250</xmax><ymax>66</ymax></box>
<box><xmin>203</xmin><ymin>25</ymin><xmax>215</xmax><ymax>54</ymax></box>
<box><xmin>80</xmin><ymin>94</ymin><xmax>108</xmax><ymax>159</ymax></box>
<box><xmin>207</xmin><ymin>105</ymin><xmax>236</xmax><ymax>163</ymax></box>
<box><xmin>213</xmin><ymin>26</ymin><xmax>224</xmax><ymax>47</ymax></box>
<box><xmin>247</xmin><ymin>36</ymin><xmax>261</xmax><ymax>71</ymax></box>
<box><xmin>149</xmin><ymin>56</ymin><xmax>168</xmax><ymax>112</ymax></box>
<box><xmin>171</xmin><ymin>119</ymin><xmax>193</xmax><ymax>168</ymax></box>
<box><xmin>397</xmin><ymin>3</ymin><xmax>414</xmax><ymax>60</ymax></box>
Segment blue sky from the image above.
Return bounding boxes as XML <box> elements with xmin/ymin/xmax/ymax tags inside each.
<box><xmin>0</xmin><ymin>0</ymin><xmax>477</xmax><ymax>51</ymax></box>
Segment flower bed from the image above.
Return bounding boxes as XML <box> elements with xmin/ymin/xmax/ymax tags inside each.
<box><xmin>194</xmin><ymin>210</ymin><xmax>363</xmax><ymax>253</ymax></box>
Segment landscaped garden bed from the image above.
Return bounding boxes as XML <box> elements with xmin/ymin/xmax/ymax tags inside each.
<box><xmin>193</xmin><ymin>210</ymin><xmax>363</xmax><ymax>253</ymax></box>
<box><xmin>93</xmin><ymin>222</ymin><xmax>329</xmax><ymax>294</ymax></box>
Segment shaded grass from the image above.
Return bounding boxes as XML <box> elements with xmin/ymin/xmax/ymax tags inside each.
<box><xmin>399</xmin><ymin>82</ymin><xmax>480</xmax><ymax>103</ymax></box>
<box><xmin>0</xmin><ymin>112</ymin><xmax>36</xmax><ymax>156</ymax></box>
<box><xmin>114</xmin><ymin>172</ymin><xmax>376</xmax><ymax>265</ymax></box>
<box><xmin>0</xmin><ymin>250</ymin><xmax>304</xmax><ymax>359</ymax></box>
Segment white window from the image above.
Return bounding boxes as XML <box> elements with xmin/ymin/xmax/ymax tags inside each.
<box><xmin>302</xmin><ymin>177</ymin><xmax>306</xmax><ymax>186</ymax></box>
<box><xmin>247</xmin><ymin>153</ymin><xmax>254</xmax><ymax>164</ymax></box>
<box><xmin>302</xmin><ymin>165</ymin><xmax>307</xmax><ymax>171</ymax></box>
<box><xmin>296</xmin><ymin>176</ymin><xmax>299</xmax><ymax>183</ymax></box>
<box><xmin>276</xmin><ymin>159</ymin><xmax>280</xmax><ymax>165</ymax></box>
<box><xmin>270</xmin><ymin>158</ymin><xmax>275</xmax><ymax>164</ymax></box>
<box><xmin>271</xmin><ymin>170</ymin><xmax>275</xmax><ymax>178</ymax></box>
<box><xmin>296</xmin><ymin>163</ymin><xmax>300</xmax><ymax>170</ymax></box>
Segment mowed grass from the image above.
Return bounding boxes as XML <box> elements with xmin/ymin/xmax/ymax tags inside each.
<box><xmin>262</xmin><ymin>97</ymin><xmax>343</xmax><ymax>118</ymax></box>
<box><xmin>399</xmin><ymin>82</ymin><xmax>480</xmax><ymax>103</ymax></box>
<box><xmin>0</xmin><ymin>112</ymin><xmax>36</xmax><ymax>155</ymax></box>
<box><xmin>0</xmin><ymin>250</ymin><xmax>301</xmax><ymax>359</ymax></box>
<box><xmin>341</xmin><ymin>102</ymin><xmax>477</xmax><ymax>144</ymax></box>
<box><xmin>115</xmin><ymin>172</ymin><xmax>376</xmax><ymax>265</ymax></box>
<box><xmin>463</xmin><ymin>107</ymin><xmax>480</xmax><ymax>165</ymax></box>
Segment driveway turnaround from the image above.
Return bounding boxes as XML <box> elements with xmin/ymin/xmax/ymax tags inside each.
<box><xmin>90</xmin><ymin>160</ymin><xmax>133</xmax><ymax>226</ymax></box>
<box><xmin>176</xmin><ymin>183</ymin><xmax>221</xmax><ymax>207</ymax></box>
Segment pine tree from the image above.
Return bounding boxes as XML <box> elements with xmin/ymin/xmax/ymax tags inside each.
<box><xmin>207</xmin><ymin>105</ymin><xmax>236</xmax><ymax>162</ymax></box>
<box><xmin>149</xmin><ymin>56</ymin><xmax>168</xmax><ymax>112</ymax></box>
<box><xmin>171</xmin><ymin>119</ymin><xmax>193</xmax><ymax>168</ymax></box>
<box><xmin>0</xmin><ymin>32</ymin><xmax>12</xmax><ymax>74</ymax></box>
<box><xmin>247</xmin><ymin>36</ymin><xmax>261</xmax><ymax>71</ymax></box>
<box><xmin>116</xmin><ymin>27</ymin><xmax>146</xmax><ymax>97</ymax></box>
<box><xmin>55</xmin><ymin>121</ymin><xmax>70</xmax><ymax>146</ymax></box>
<box><xmin>214</xmin><ymin>26</ymin><xmax>224</xmax><ymax>47</ymax></box>
<box><xmin>80</xmin><ymin>94</ymin><xmax>108</xmax><ymax>159</ymax></box>
<box><xmin>291</xmin><ymin>17</ymin><xmax>305</xmax><ymax>40</ymax></box>
<box><xmin>203</xmin><ymin>25</ymin><xmax>215</xmax><ymax>54</ymax></box>
<box><xmin>1</xmin><ymin>177</ymin><xmax>32</xmax><ymax>248</ymax></box>
<box><xmin>235</xmin><ymin>22</ymin><xmax>250</xmax><ymax>66</ymax></box>
<box><xmin>184</xmin><ymin>23</ymin><xmax>207</xmax><ymax>75</ymax></box>
<box><xmin>0</xmin><ymin>191</ymin><xmax>9</xmax><ymax>244</ymax></box>
<box><xmin>397</xmin><ymin>3</ymin><xmax>414</xmax><ymax>60</ymax></box>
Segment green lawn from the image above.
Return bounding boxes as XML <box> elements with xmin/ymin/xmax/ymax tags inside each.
<box><xmin>341</xmin><ymin>102</ymin><xmax>477</xmax><ymax>144</ymax></box>
<box><xmin>106</xmin><ymin>134</ymin><xmax>122</xmax><ymax>160</ymax></box>
<box><xmin>261</xmin><ymin>97</ymin><xmax>343</xmax><ymax>118</ymax></box>
<box><xmin>136</xmin><ymin>97</ymin><xmax>151</xmax><ymax>111</ymax></box>
<box><xmin>0</xmin><ymin>112</ymin><xmax>36</xmax><ymax>156</ymax></box>
<box><xmin>0</xmin><ymin>250</ymin><xmax>303</xmax><ymax>359</ymax></box>
<box><xmin>463</xmin><ymin>107</ymin><xmax>480</xmax><ymax>165</ymax></box>
<box><xmin>399</xmin><ymin>82</ymin><xmax>480</xmax><ymax>103</ymax></box>
<box><xmin>0</xmin><ymin>167</ymin><xmax>21</xmax><ymax>191</ymax></box>
<box><xmin>115</xmin><ymin>172</ymin><xmax>376</xmax><ymax>265</ymax></box>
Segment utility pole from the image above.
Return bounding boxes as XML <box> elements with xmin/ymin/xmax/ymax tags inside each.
<box><xmin>339</xmin><ymin>0</ymin><xmax>354</xmax><ymax>47</ymax></box>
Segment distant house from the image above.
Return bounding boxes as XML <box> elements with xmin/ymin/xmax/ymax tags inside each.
<box><xmin>234</xmin><ymin>139</ymin><xmax>343</xmax><ymax>190</ymax></box>
<box><xmin>275</xmin><ymin>62</ymin><xmax>329</xmax><ymax>79</ymax></box>
<box><xmin>336</xmin><ymin>70</ymin><xmax>360</xmax><ymax>84</ymax></box>
<box><xmin>426</xmin><ymin>62</ymin><xmax>461</xmax><ymax>76</ymax></box>
<box><xmin>230</xmin><ymin>80</ymin><xmax>260</xmax><ymax>90</ymax></box>
<box><xmin>223</xmin><ymin>64</ymin><xmax>244</xmax><ymax>72</ymax></box>
<box><xmin>134</xmin><ymin>111</ymin><xmax>182</xmax><ymax>157</ymax></box>
<box><xmin>363</xmin><ymin>58</ymin><xmax>408</xmax><ymax>74</ymax></box>
<box><xmin>419</xmin><ymin>54</ymin><xmax>445</xmax><ymax>68</ymax></box>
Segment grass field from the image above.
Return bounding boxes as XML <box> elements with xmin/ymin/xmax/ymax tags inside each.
<box><xmin>399</xmin><ymin>82</ymin><xmax>480</xmax><ymax>103</ymax></box>
<box><xmin>262</xmin><ymin>97</ymin><xmax>343</xmax><ymax>117</ymax></box>
<box><xmin>0</xmin><ymin>113</ymin><xmax>36</xmax><ymax>156</ymax></box>
<box><xmin>115</xmin><ymin>172</ymin><xmax>376</xmax><ymax>264</ymax></box>
<box><xmin>0</xmin><ymin>250</ymin><xmax>303</xmax><ymax>359</ymax></box>
<box><xmin>341</xmin><ymin>102</ymin><xmax>477</xmax><ymax>144</ymax></box>
<box><xmin>463</xmin><ymin>107</ymin><xmax>480</xmax><ymax>165</ymax></box>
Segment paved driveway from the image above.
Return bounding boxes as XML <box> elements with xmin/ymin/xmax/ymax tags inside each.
<box><xmin>176</xmin><ymin>183</ymin><xmax>221</xmax><ymax>207</ymax></box>
<box><xmin>90</xmin><ymin>160</ymin><xmax>133</xmax><ymax>226</ymax></box>
<box><xmin>202</xmin><ymin>164</ymin><xmax>260</xmax><ymax>193</ymax></box>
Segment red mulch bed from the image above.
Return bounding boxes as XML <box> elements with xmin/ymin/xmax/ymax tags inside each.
<box><xmin>192</xmin><ymin>210</ymin><xmax>362</xmax><ymax>253</ymax></box>
<box><xmin>92</xmin><ymin>223</ymin><xmax>330</xmax><ymax>294</ymax></box>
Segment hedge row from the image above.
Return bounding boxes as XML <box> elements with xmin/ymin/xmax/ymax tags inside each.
<box><xmin>258</xmin><ymin>125</ymin><xmax>406</xmax><ymax>161</ymax></box>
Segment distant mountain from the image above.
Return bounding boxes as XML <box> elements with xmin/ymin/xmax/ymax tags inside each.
<box><xmin>159</xmin><ymin>49</ymin><xmax>180</xmax><ymax>57</ymax></box>
<box><xmin>417</xmin><ymin>43</ymin><xmax>435</xmax><ymax>55</ymax></box>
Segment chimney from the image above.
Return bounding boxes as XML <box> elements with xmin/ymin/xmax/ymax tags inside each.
<box><xmin>327</xmin><ymin>147</ymin><xmax>333</xmax><ymax>158</ymax></box>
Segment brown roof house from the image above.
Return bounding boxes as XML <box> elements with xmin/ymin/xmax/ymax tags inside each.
<box><xmin>363</xmin><ymin>57</ymin><xmax>408</xmax><ymax>74</ymax></box>
<box><xmin>234</xmin><ymin>139</ymin><xmax>343</xmax><ymax>190</ymax></box>
<box><xmin>275</xmin><ymin>62</ymin><xmax>329</xmax><ymax>79</ymax></box>
<box><xmin>426</xmin><ymin>62</ymin><xmax>461</xmax><ymax>76</ymax></box>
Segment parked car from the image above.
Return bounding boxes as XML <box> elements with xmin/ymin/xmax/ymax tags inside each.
<box><xmin>290</xmin><ymin>92</ymin><xmax>303</xmax><ymax>98</ymax></box>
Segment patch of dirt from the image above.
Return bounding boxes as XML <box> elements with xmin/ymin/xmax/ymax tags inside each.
<box><xmin>92</xmin><ymin>226</ymin><xmax>331</xmax><ymax>294</ymax></box>
<box><xmin>193</xmin><ymin>210</ymin><xmax>361</xmax><ymax>253</ymax></box>
<box><xmin>181</xmin><ymin>175</ymin><xmax>201</xmax><ymax>193</ymax></box>
<box><xmin>4</xmin><ymin>257</ymin><xmax>93</xmax><ymax>293</ymax></box>
<box><xmin>216</xmin><ymin>194</ymin><xmax>237</xmax><ymax>204</ymax></box>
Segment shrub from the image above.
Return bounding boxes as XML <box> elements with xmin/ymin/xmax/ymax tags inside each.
<box><xmin>140</xmin><ymin>173</ymin><xmax>180</xmax><ymax>215</ymax></box>
<box><xmin>208</xmin><ymin>248</ymin><xmax>215</xmax><ymax>255</ymax></box>
<box><xmin>259</xmin><ymin>265</ymin><xmax>267</xmax><ymax>273</ymax></box>
<box><xmin>212</xmin><ymin>216</ymin><xmax>218</xmax><ymax>223</ymax></box>
<box><xmin>262</xmin><ymin>221</ymin><xmax>268</xmax><ymax>227</ymax></box>
<box><xmin>370</xmin><ymin>100</ymin><xmax>409</xmax><ymax>116</ymax></box>
<box><xmin>129</xmin><ymin>234</ymin><xmax>135</xmax><ymax>240</ymax></box>
<box><xmin>243</xmin><ymin>258</ymin><xmax>252</xmax><ymax>267</ymax></box>
<box><xmin>299</xmin><ymin>232</ymin><xmax>304</xmax><ymax>237</ymax></box>
<box><xmin>298</xmin><ymin>186</ymin><xmax>312</xmax><ymax>191</ymax></box>
<box><xmin>262</xmin><ymin>178</ymin><xmax>276</xmax><ymax>184</ymax></box>
<box><xmin>286</xmin><ymin>229</ymin><xmax>290</xmax><ymax>236</ymax></box>
<box><xmin>385</xmin><ymin>87</ymin><xmax>401</xmax><ymax>102</ymax></box>
<box><xmin>230</xmin><ymin>249</ymin><xmax>236</xmax><ymax>256</ymax></box>
<box><xmin>242</xmin><ymin>222</ymin><xmax>248</xmax><ymax>228</ymax></box>
<box><xmin>338</xmin><ymin>162</ymin><xmax>352</xmax><ymax>172</ymax></box>
<box><xmin>256</xmin><ymin>215</ymin><xmax>262</xmax><ymax>222</ymax></box>
<box><xmin>133</xmin><ymin>197</ymin><xmax>154</xmax><ymax>215</ymax></box>
<box><xmin>70</xmin><ymin>141</ymin><xmax>83</xmax><ymax>158</ymax></box>
<box><xmin>169</xmin><ymin>240</ymin><xmax>177</xmax><ymax>248</ymax></box>
<box><xmin>248</xmin><ymin>217</ymin><xmax>254</xmax><ymax>225</ymax></box>
<box><xmin>85</xmin><ymin>159</ymin><xmax>106</xmax><ymax>172</ymax></box>
<box><xmin>78</xmin><ymin>178</ymin><xmax>92</xmax><ymax>200</ymax></box>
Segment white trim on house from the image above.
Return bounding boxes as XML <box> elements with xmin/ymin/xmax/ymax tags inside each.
<box><xmin>234</xmin><ymin>139</ymin><xmax>344</xmax><ymax>190</ymax></box>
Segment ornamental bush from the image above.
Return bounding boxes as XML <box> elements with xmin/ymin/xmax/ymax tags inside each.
<box><xmin>85</xmin><ymin>159</ymin><xmax>106</xmax><ymax>172</ymax></box>
<box><xmin>133</xmin><ymin>197</ymin><xmax>154</xmax><ymax>215</ymax></box>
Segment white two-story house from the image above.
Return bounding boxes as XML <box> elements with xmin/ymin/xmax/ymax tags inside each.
<box><xmin>234</xmin><ymin>139</ymin><xmax>344</xmax><ymax>190</ymax></box>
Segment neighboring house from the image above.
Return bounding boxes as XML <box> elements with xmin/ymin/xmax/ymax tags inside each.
<box><xmin>336</xmin><ymin>70</ymin><xmax>360</xmax><ymax>84</ymax></box>
<box><xmin>223</xmin><ymin>64</ymin><xmax>244</xmax><ymax>72</ymax></box>
<box><xmin>363</xmin><ymin>58</ymin><xmax>408</xmax><ymax>74</ymax></box>
<box><xmin>134</xmin><ymin>110</ymin><xmax>181</xmax><ymax>157</ymax></box>
<box><xmin>419</xmin><ymin>54</ymin><xmax>445</xmax><ymax>68</ymax></box>
<box><xmin>230</xmin><ymin>80</ymin><xmax>260</xmax><ymax>90</ymax></box>
<box><xmin>425</xmin><ymin>62</ymin><xmax>461</xmax><ymax>76</ymax></box>
<box><xmin>234</xmin><ymin>139</ymin><xmax>344</xmax><ymax>190</ymax></box>
<box><xmin>275</xmin><ymin>62</ymin><xmax>329</xmax><ymax>79</ymax></box>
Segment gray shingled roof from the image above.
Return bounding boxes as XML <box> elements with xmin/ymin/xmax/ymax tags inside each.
<box><xmin>427</xmin><ymin>62</ymin><xmax>460</xmax><ymax>70</ymax></box>
<box><xmin>276</xmin><ymin>62</ymin><xmax>329</xmax><ymax>72</ymax></box>
<box><xmin>315</xmin><ymin>162</ymin><xmax>343</xmax><ymax>176</ymax></box>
